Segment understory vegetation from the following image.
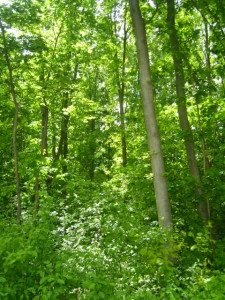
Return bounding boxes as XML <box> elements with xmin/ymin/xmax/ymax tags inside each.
<box><xmin>1</xmin><ymin>176</ymin><xmax>225</xmax><ymax>299</ymax></box>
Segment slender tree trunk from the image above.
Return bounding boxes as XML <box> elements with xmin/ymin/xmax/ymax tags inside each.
<box><xmin>167</xmin><ymin>0</ymin><xmax>209</xmax><ymax>220</ymax></box>
<box><xmin>117</xmin><ymin>11</ymin><xmax>128</xmax><ymax>167</ymax></box>
<box><xmin>89</xmin><ymin>118</ymin><xmax>96</xmax><ymax>181</ymax></box>
<box><xmin>62</xmin><ymin>95</ymin><xmax>69</xmax><ymax>161</ymax></box>
<box><xmin>56</xmin><ymin>96</ymin><xmax>69</xmax><ymax>166</ymax></box>
<box><xmin>34</xmin><ymin>68</ymin><xmax>49</xmax><ymax>213</ymax></box>
<box><xmin>52</xmin><ymin>120</ymin><xmax>56</xmax><ymax>159</ymax></box>
<box><xmin>112</xmin><ymin>6</ymin><xmax>128</xmax><ymax>167</ymax></box>
<box><xmin>56</xmin><ymin>65</ymin><xmax>78</xmax><ymax>163</ymax></box>
<box><xmin>129</xmin><ymin>0</ymin><xmax>172</xmax><ymax>228</ymax></box>
<box><xmin>40</xmin><ymin>103</ymin><xmax>49</xmax><ymax>157</ymax></box>
<box><xmin>184</xmin><ymin>49</ymin><xmax>211</xmax><ymax>174</ymax></box>
<box><xmin>54</xmin><ymin>93</ymin><xmax>69</xmax><ymax>195</ymax></box>
<box><xmin>196</xmin><ymin>101</ymin><xmax>210</xmax><ymax>173</ymax></box>
<box><xmin>61</xmin><ymin>94</ymin><xmax>69</xmax><ymax>195</ymax></box>
<box><xmin>34</xmin><ymin>101</ymin><xmax>48</xmax><ymax>213</ymax></box>
<box><xmin>89</xmin><ymin>69</ymin><xmax>99</xmax><ymax>181</ymax></box>
<box><xmin>118</xmin><ymin>86</ymin><xmax>127</xmax><ymax>167</ymax></box>
<box><xmin>204</xmin><ymin>21</ymin><xmax>211</xmax><ymax>85</ymax></box>
<box><xmin>56</xmin><ymin>65</ymin><xmax>78</xmax><ymax>159</ymax></box>
<box><xmin>0</xmin><ymin>19</ymin><xmax>21</xmax><ymax>221</ymax></box>
<box><xmin>55</xmin><ymin>95</ymin><xmax>68</xmax><ymax>161</ymax></box>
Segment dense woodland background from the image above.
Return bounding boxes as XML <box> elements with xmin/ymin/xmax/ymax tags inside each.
<box><xmin>0</xmin><ymin>0</ymin><xmax>225</xmax><ymax>298</ymax></box>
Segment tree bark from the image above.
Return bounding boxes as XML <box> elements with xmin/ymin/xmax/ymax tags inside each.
<box><xmin>55</xmin><ymin>95</ymin><xmax>68</xmax><ymax>161</ymax></box>
<box><xmin>34</xmin><ymin>101</ymin><xmax>48</xmax><ymax>214</ymax></box>
<box><xmin>118</xmin><ymin>86</ymin><xmax>127</xmax><ymax>167</ymax></box>
<box><xmin>89</xmin><ymin>118</ymin><xmax>96</xmax><ymax>181</ymax></box>
<box><xmin>40</xmin><ymin>103</ymin><xmax>49</xmax><ymax>157</ymax></box>
<box><xmin>0</xmin><ymin>19</ymin><xmax>21</xmax><ymax>221</ymax></box>
<box><xmin>117</xmin><ymin>11</ymin><xmax>128</xmax><ymax>168</ymax></box>
<box><xmin>167</xmin><ymin>0</ymin><xmax>209</xmax><ymax>220</ymax></box>
<box><xmin>88</xmin><ymin>69</ymin><xmax>98</xmax><ymax>181</ymax></box>
<box><xmin>53</xmin><ymin>93</ymin><xmax>69</xmax><ymax>195</ymax></box>
<box><xmin>129</xmin><ymin>0</ymin><xmax>172</xmax><ymax>228</ymax></box>
<box><xmin>55</xmin><ymin>96</ymin><xmax>69</xmax><ymax>161</ymax></box>
<box><xmin>34</xmin><ymin>69</ymin><xmax>49</xmax><ymax>214</ymax></box>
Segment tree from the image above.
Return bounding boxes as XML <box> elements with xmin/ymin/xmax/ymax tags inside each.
<box><xmin>167</xmin><ymin>0</ymin><xmax>209</xmax><ymax>220</ymax></box>
<box><xmin>115</xmin><ymin>4</ymin><xmax>128</xmax><ymax>168</ymax></box>
<box><xmin>129</xmin><ymin>0</ymin><xmax>172</xmax><ymax>228</ymax></box>
<box><xmin>0</xmin><ymin>18</ymin><xmax>21</xmax><ymax>221</ymax></box>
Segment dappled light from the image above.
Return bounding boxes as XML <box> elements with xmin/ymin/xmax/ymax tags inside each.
<box><xmin>0</xmin><ymin>0</ymin><xmax>225</xmax><ymax>298</ymax></box>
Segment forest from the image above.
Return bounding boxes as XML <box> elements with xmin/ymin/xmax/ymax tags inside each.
<box><xmin>0</xmin><ymin>0</ymin><xmax>225</xmax><ymax>298</ymax></box>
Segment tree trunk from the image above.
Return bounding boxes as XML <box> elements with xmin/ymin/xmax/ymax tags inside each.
<box><xmin>54</xmin><ymin>93</ymin><xmax>69</xmax><ymax>195</ymax></box>
<box><xmin>129</xmin><ymin>0</ymin><xmax>172</xmax><ymax>228</ymax></box>
<box><xmin>40</xmin><ymin>104</ymin><xmax>49</xmax><ymax>157</ymax></box>
<box><xmin>0</xmin><ymin>19</ymin><xmax>21</xmax><ymax>221</ymax></box>
<box><xmin>34</xmin><ymin>68</ymin><xmax>49</xmax><ymax>214</ymax></box>
<box><xmin>167</xmin><ymin>0</ymin><xmax>209</xmax><ymax>220</ymax></box>
<box><xmin>62</xmin><ymin>95</ymin><xmax>69</xmax><ymax>161</ymax></box>
<box><xmin>89</xmin><ymin>118</ymin><xmax>96</xmax><ymax>181</ymax></box>
<box><xmin>118</xmin><ymin>86</ymin><xmax>127</xmax><ymax>167</ymax></box>
<box><xmin>55</xmin><ymin>94</ymin><xmax>68</xmax><ymax>161</ymax></box>
<box><xmin>34</xmin><ymin>102</ymin><xmax>48</xmax><ymax>213</ymax></box>
<box><xmin>88</xmin><ymin>68</ymin><xmax>98</xmax><ymax>181</ymax></box>
<box><xmin>112</xmin><ymin>6</ymin><xmax>128</xmax><ymax>167</ymax></box>
<box><xmin>118</xmin><ymin>13</ymin><xmax>128</xmax><ymax>167</ymax></box>
<box><xmin>61</xmin><ymin>94</ymin><xmax>69</xmax><ymax>196</ymax></box>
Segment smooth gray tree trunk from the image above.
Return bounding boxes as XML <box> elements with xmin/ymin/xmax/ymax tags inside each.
<box><xmin>129</xmin><ymin>0</ymin><xmax>172</xmax><ymax>228</ymax></box>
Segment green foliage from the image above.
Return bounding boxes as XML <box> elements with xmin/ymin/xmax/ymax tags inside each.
<box><xmin>1</xmin><ymin>179</ymin><xmax>225</xmax><ymax>299</ymax></box>
<box><xmin>0</xmin><ymin>0</ymin><xmax>225</xmax><ymax>299</ymax></box>
<box><xmin>0</xmin><ymin>216</ymin><xmax>78</xmax><ymax>299</ymax></box>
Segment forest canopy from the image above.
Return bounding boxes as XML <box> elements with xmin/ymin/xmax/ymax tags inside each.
<box><xmin>0</xmin><ymin>0</ymin><xmax>225</xmax><ymax>298</ymax></box>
